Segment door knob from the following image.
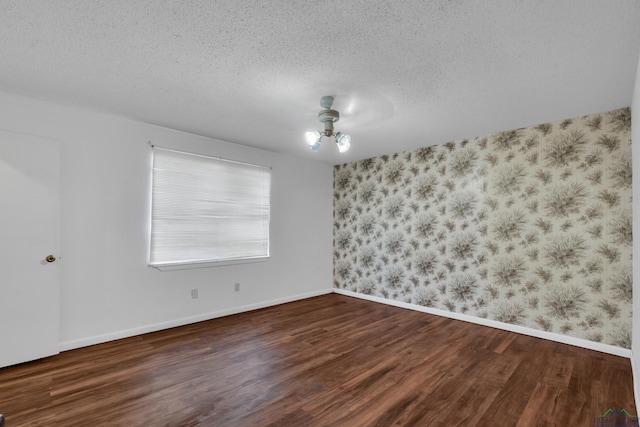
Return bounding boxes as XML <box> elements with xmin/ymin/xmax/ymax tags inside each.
<box><xmin>45</xmin><ymin>255</ymin><xmax>56</xmax><ymax>263</ymax></box>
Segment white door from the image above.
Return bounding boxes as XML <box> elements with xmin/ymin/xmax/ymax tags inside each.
<box><xmin>0</xmin><ymin>130</ymin><xmax>60</xmax><ymax>368</ymax></box>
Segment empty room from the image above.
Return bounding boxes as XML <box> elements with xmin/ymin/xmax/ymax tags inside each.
<box><xmin>1</xmin><ymin>1</ymin><xmax>640</xmax><ymax>426</ymax></box>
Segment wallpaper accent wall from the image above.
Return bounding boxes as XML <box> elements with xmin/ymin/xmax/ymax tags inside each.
<box><xmin>333</xmin><ymin>108</ymin><xmax>632</xmax><ymax>348</ymax></box>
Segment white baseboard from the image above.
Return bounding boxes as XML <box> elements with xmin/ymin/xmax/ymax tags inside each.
<box><xmin>59</xmin><ymin>288</ymin><xmax>333</xmax><ymax>352</ymax></box>
<box><xmin>59</xmin><ymin>287</ymin><xmax>630</xmax><ymax>359</ymax></box>
<box><xmin>333</xmin><ymin>288</ymin><xmax>631</xmax><ymax>358</ymax></box>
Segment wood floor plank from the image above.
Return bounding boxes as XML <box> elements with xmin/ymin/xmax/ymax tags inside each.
<box><xmin>0</xmin><ymin>294</ymin><xmax>636</xmax><ymax>426</ymax></box>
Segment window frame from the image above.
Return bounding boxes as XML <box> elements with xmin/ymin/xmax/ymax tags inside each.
<box><xmin>147</xmin><ymin>144</ymin><xmax>273</xmax><ymax>271</ymax></box>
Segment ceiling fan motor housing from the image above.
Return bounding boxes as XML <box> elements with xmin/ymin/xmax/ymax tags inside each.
<box><xmin>318</xmin><ymin>96</ymin><xmax>339</xmax><ymax>135</ymax></box>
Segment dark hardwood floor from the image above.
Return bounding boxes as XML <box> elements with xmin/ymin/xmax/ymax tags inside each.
<box><xmin>0</xmin><ymin>294</ymin><xmax>636</xmax><ymax>426</ymax></box>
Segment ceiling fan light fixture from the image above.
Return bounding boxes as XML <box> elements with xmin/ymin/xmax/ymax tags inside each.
<box><xmin>305</xmin><ymin>96</ymin><xmax>351</xmax><ymax>153</ymax></box>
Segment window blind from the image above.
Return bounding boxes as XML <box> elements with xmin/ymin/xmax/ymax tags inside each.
<box><xmin>149</xmin><ymin>147</ymin><xmax>270</xmax><ymax>266</ymax></box>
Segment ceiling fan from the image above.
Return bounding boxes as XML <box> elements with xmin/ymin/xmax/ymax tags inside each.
<box><xmin>304</xmin><ymin>96</ymin><xmax>351</xmax><ymax>153</ymax></box>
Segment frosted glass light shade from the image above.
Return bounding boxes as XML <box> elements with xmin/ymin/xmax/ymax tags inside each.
<box><xmin>309</xmin><ymin>140</ymin><xmax>322</xmax><ymax>152</ymax></box>
<box><xmin>305</xmin><ymin>130</ymin><xmax>321</xmax><ymax>147</ymax></box>
<box><xmin>336</xmin><ymin>132</ymin><xmax>351</xmax><ymax>153</ymax></box>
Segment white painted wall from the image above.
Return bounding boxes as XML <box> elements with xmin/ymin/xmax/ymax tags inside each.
<box><xmin>0</xmin><ymin>91</ymin><xmax>334</xmax><ymax>350</ymax></box>
<box><xmin>632</xmin><ymin>47</ymin><xmax>640</xmax><ymax>409</ymax></box>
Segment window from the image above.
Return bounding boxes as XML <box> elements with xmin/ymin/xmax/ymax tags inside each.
<box><xmin>149</xmin><ymin>146</ymin><xmax>270</xmax><ymax>267</ymax></box>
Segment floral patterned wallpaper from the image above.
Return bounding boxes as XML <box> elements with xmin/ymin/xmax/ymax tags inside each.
<box><xmin>333</xmin><ymin>108</ymin><xmax>632</xmax><ymax>348</ymax></box>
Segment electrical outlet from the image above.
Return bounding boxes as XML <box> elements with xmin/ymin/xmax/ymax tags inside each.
<box><xmin>234</xmin><ymin>282</ymin><xmax>240</xmax><ymax>292</ymax></box>
<box><xmin>191</xmin><ymin>289</ymin><xmax>198</xmax><ymax>299</ymax></box>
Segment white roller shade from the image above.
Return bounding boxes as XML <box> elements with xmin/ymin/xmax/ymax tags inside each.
<box><xmin>150</xmin><ymin>147</ymin><xmax>270</xmax><ymax>266</ymax></box>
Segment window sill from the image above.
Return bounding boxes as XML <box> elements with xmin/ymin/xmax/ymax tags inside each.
<box><xmin>149</xmin><ymin>256</ymin><xmax>269</xmax><ymax>271</ymax></box>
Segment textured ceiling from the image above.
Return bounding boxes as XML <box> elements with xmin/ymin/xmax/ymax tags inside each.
<box><xmin>1</xmin><ymin>1</ymin><xmax>639</xmax><ymax>165</ymax></box>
